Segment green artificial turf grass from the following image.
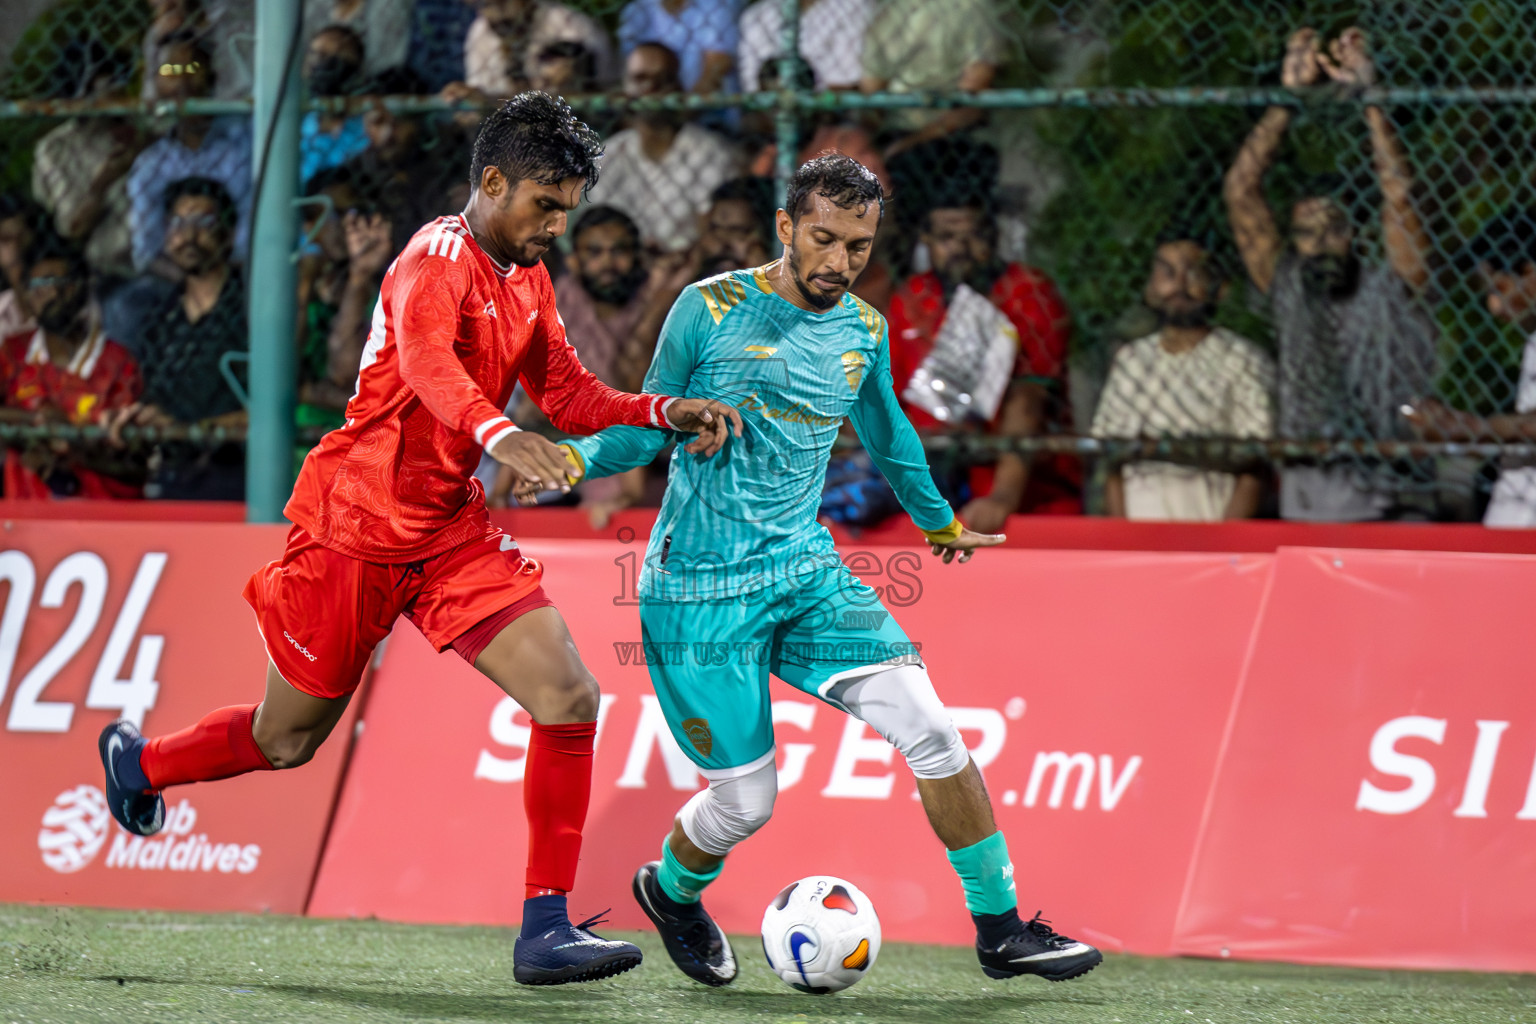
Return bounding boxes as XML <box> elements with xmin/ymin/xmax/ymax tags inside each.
<box><xmin>2</xmin><ymin>905</ymin><xmax>1534</xmax><ymax>1023</ymax></box>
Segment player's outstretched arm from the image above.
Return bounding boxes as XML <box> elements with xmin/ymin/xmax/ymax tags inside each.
<box><xmin>847</xmin><ymin>323</ymin><xmax>1004</xmax><ymax>561</ymax></box>
<box><xmin>560</xmin><ymin>285</ymin><xmax>736</xmax><ymax>482</ymax></box>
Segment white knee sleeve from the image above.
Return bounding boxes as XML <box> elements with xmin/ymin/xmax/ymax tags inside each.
<box><xmin>677</xmin><ymin>753</ymin><xmax>778</xmax><ymax>857</ymax></box>
<box><xmin>830</xmin><ymin>664</ymin><xmax>970</xmax><ymax>780</ymax></box>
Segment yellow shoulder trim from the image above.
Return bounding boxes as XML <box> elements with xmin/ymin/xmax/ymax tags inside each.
<box><xmin>696</xmin><ymin>272</ymin><xmax>754</xmax><ymax>324</ymax></box>
<box><xmin>850</xmin><ymin>296</ymin><xmax>884</xmax><ymax>345</ymax></box>
<box><xmin>752</xmin><ymin>261</ymin><xmax>777</xmax><ymax>293</ymax></box>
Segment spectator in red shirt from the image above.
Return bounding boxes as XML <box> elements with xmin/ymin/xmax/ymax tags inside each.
<box><xmin>888</xmin><ymin>198</ymin><xmax>1080</xmax><ymax>527</ymax></box>
<box><xmin>0</xmin><ymin>238</ymin><xmax>144</xmax><ymax>499</ymax></box>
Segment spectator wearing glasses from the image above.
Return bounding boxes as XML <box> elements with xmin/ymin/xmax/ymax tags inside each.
<box><xmin>141</xmin><ymin>0</ymin><xmax>256</xmax><ymax>101</ymax></box>
<box><xmin>109</xmin><ymin>178</ymin><xmax>248</xmax><ymax>500</ymax></box>
<box><xmin>0</xmin><ymin>237</ymin><xmax>145</xmax><ymax>500</ymax></box>
<box><xmin>126</xmin><ymin>33</ymin><xmax>253</xmax><ymax>274</ymax></box>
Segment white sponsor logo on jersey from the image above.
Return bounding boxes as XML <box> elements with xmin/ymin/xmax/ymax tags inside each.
<box><xmin>284</xmin><ymin>631</ymin><xmax>318</xmax><ymax>661</ymax></box>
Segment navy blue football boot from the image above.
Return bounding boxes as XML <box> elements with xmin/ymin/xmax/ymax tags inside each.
<box><xmin>98</xmin><ymin>721</ymin><xmax>165</xmax><ymax>836</ymax></box>
<box><xmin>512</xmin><ymin>896</ymin><xmax>643</xmax><ymax>985</ymax></box>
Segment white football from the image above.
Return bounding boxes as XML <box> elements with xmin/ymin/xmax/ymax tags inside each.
<box><xmin>760</xmin><ymin>875</ymin><xmax>881</xmax><ymax>994</ymax></box>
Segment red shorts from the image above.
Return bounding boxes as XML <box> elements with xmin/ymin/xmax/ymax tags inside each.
<box><xmin>244</xmin><ymin>522</ymin><xmax>552</xmax><ymax>699</ymax></box>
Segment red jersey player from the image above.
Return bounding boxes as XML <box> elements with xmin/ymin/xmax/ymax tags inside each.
<box><xmin>98</xmin><ymin>93</ymin><xmax>741</xmax><ymax>986</ymax></box>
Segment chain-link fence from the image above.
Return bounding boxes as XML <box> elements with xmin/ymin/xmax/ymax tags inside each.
<box><xmin>2</xmin><ymin>1</ymin><xmax>1534</xmax><ymax>523</ymax></box>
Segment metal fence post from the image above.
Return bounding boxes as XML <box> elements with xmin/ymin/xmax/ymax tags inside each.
<box><xmin>246</xmin><ymin>0</ymin><xmax>302</xmax><ymax>523</ymax></box>
<box><xmin>774</xmin><ymin>0</ymin><xmax>802</xmax><ymax>208</ymax></box>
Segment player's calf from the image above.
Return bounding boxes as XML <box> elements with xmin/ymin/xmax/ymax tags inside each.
<box><xmin>249</xmin><ymin>717</ymin><xmax>330</xmax><ymax>769</ymax></box>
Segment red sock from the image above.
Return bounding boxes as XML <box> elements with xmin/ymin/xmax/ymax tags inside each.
<box><xmin>523</xmin><ymin>720</ymin><xmax>596</xmax><ymax>899</ymax></box>
<box><xmin>140</xmin><ymin>704</ymin><xmax>275</xmax><ymax>789</ymax></box>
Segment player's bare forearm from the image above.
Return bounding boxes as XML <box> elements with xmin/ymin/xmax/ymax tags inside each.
<box><xmin>1224</xmin><ymin>107</ymin><xmax>1290</xmax><ymax>293</ymax></box>
<box><xmin>1366</xmin><ymin>106</ymin><xmax>1432</xmax><ymax>291</ymax></box>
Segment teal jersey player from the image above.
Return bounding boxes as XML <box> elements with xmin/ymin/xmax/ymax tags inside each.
<box><xmin>562</xmin><ymin>155</ymin><xmax>1102</xmax><ymax>988</ymax></box>
<box><xmin>564</xmin><ymin>260</ymin><xmax>955</xmax><ymax>604</ymax></box>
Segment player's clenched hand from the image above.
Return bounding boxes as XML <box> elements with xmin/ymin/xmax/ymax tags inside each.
<box><xmin>488</xmin><ymin>431</ymin><xmax>581</xmax><ymax>501</ymax></box>
<box><xmin>929</xmin><ymin>526</ymin><xmax>1005</xmax><ymax>565</ymax></box>
<box><xmin>667</xmin><ymin>398</ymin><xmax>744</xmax><ymax>457</ymax></box>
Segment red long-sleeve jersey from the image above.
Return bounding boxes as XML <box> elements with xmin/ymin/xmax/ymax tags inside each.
<box><xmin>287</xmin><ymin>214</ymin><xmax>676</xmax><ymax>561</ymax></box>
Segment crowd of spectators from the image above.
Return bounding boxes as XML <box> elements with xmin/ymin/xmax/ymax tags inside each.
<box><xmin>2</xmin><ymin>3</ymin><xmax>1532</xmax><ymax>529</ymax></box>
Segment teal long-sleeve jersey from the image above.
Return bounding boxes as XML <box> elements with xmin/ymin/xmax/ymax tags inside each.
<box><xmin>562</xmin><ymin>262</ymin><xmax>960</xmax><ymax>602</ymax></box>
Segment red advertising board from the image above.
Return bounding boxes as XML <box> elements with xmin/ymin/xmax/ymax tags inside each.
<box><xmin>0</xmin><ymin>522</ymin><xmax>355</xmax><ymax>915</ymax></box>
<box><xmin>1172</xmin><ymin>548</ymin><xmax>1536</xmax><ymax>972</ymax></box>
<box><xmin>309</xmin><ymin>541</ymin><xmax>1269</xmax><ymax>953</ymax></box>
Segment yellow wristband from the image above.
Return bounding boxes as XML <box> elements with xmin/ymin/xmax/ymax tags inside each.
<box><xmin>557</xmin><ymin>443</ymin><xmax>586</xmax><ymax>484</ymax></box>
<box><xmin>920</xmin><ymin>517</ymin><xmax>963</xmax><ymax>545</ymax></box>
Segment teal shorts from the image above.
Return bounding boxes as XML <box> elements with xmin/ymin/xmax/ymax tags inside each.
<box><xmin>638</xmin><ymin>565</ymin><xmax>921</xmax><ymax>773</ymax></box>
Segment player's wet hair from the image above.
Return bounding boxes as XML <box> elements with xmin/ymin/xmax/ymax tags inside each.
<box><xmin>572</xmin><ymin>205</ymin><xmax>641</xmax><ymax>249</ymax></box>
<box><xmin>163</xmin><ymin>176</ymin><xmax>238</xmax><ymax>231</ymax></box>
<box><xmin>786</xmin><ymin>153</ymin><xmax>884</xmax><ymax>223</ymax></box>
<box><xmin>469</xmin><ymin>91</ymin><xmax>604</xmax><ymax>193</ymax></box>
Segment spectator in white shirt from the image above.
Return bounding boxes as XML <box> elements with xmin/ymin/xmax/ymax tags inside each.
<box><xmin>585</xmin><ymin>43</ymin><xmax>739</xmax><ymax>252</ymax></box>
<box><xmin>1405</xmin><ymin>208</ymin><xmax>1536</xmax><ymax>527</ymax></box>
<box><xmin>738</xmin><ymin>0</ymin><xmax>872</xmax><ymax>92</ymax></box>
<box><xmin>1093</xmin><ymin>235</ymin><xmax>1276</xmax><ymax>521</ymax></box>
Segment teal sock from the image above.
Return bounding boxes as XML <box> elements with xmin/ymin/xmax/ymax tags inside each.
<box><xmin>657</xmin><ymin>841</ymin><xmax>723</xmax><ymax>904</ymax></box>
<box><xmin>945</xmin><ymin>831</ymin><xmax>1018</xmax><ymax>916</ymax></box>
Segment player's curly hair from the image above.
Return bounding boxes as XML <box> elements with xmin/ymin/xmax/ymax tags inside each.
<box><xmin>786</xmin><ymin>153</ymin><xmax>885</xmax><ymax>223</ymax></box>
<box><xmin>469</xmin><ymin>91</ymin><xmax>603</xmax><ymax>193</ymax></box>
